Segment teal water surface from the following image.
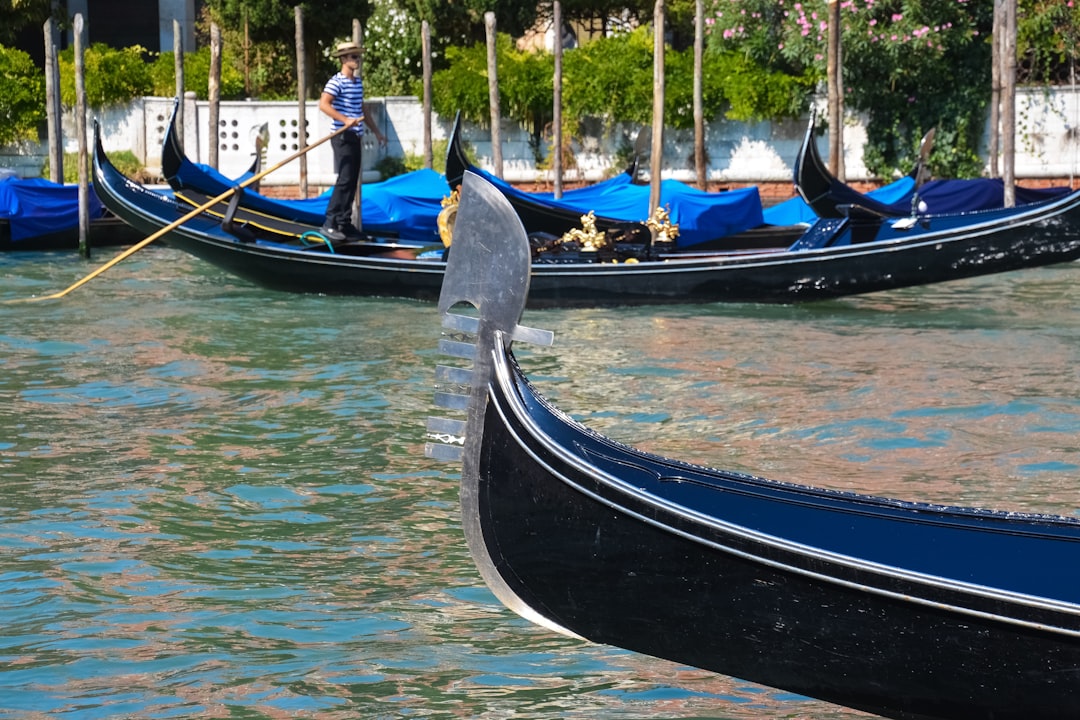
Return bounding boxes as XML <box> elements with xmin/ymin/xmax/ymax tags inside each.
<box><xmin>2</xmin><ymin>246</ymin><xmax>1079</xmax><ymax>719</ymax></box>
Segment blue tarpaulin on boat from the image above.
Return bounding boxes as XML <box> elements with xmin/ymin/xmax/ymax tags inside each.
<box><xmin>0</xmin><ymin>177</ymin><xmax>105</xmax><ymax>242</ymax></box>
<box><xmin>903</xmin><ymin>178</ymin><xmax>1072</xmax><ymax>214</ymax></box>
<box><xmin>473</xmin><ymin>169</ymin><xmax>765</xmax><ymax>247</ymax></box>
<box><xmin>183</xmin><ymin>162</ymin><xmax>450</xmax><ymax>242</ymax></box>
<box><xmin>763</xmin><ymin>176</ymin><xmax>917</xmax><ymax>226</ymax></box>
<box><xmin>762</xmin><ymin>176</ymin><xmax>1072</xmax><ymax>226</ymax></box>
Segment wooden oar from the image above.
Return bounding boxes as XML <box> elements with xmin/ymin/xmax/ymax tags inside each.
<box><xmin>6</xmin><ymin>122</ymin><xmax>352</xmax><ymax>304</ymax></box>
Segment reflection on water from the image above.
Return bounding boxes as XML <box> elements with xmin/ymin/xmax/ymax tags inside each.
<box><xmin>2</xmin><ymin>247</ymin><xmax>1078</xmax><ymax>718</ymax></box>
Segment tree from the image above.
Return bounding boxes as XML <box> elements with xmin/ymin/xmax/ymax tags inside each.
<box><xmin>201</xmin><ymin>0</ymin><xmax>376</xmax><ymax>98</ymax></box>
<box><xmin>430</xmin><ymin>33</ymin><xmax>554</xmax><ymax>150</ymax></box>
<box><xmin>706</xmin><ymin>0</ymin><xmax>994</xmax><ymax>178</ymax></box>
<box><xmin>0</xmin><ymin>0</ymin><xmax>54</xmax><ymax>45</ymax></box>
<box><xmin>0</xmin><ymin>45</ymin><xmax>45</xmax><ymax>145</ymax></box>
<box><xmin>1017</xmin><ymin>0</ymin><xmax>1080</xmax><ymax>84</ymax></box>
<box><xmin>57</xmin><ymin>43</ymin><xmax>152</xmax><ymax>107</ymax></box>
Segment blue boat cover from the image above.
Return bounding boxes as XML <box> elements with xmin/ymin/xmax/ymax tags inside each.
<box><xmin>471</xmin><ymin>167</ymin><xmax>765</xmax><ymax>247</ymax></box>
<box><xmin>762</xmin><ymin>176</ymin><xmax>1071</xmax><ymax>226</ymax></box>
<box><xmin>763</xmin><ymin>176</ymin><xmax>916</xmax><ymax>226</ymax></box>
<box><xmin>903</xmin><ymin>178</ymin><xmax>1071</xmax><ymax>214</ymax></box>
<box><xmin>185</xmin><ymin>162</ymin><xmax>450</xmax><ymax>243</ymax></box>
<box><xmin>0</xmin><ymin>177</ymin><xmax>105</xmax><ymax>242</ymax></box>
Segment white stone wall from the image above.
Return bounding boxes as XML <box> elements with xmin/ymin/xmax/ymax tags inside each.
<box><xmin>5</xmin><ymin>87</ymin><xmax>1080</xmax><ymax>184</ymax></box>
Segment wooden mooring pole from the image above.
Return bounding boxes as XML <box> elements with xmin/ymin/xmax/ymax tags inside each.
<box><xmin>44</xmin><ymin>18</ymin><xmax>63</xmax><ymax>184</ymax></box>
<box><xmin>74</xmin><ymin>14</ymin><xmax>90</xmax><ymax>258</ymax></box>
<box><xmin>295</xmin><ymin>7</ymin><xmax>308</xmax><ymax>198</ymax></box>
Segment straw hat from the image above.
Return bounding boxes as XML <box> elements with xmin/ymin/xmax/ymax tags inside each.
<box><xmin>335</xmin><ymin>41</ymin><xmax>362</xmax><ymax>58</ymax></box>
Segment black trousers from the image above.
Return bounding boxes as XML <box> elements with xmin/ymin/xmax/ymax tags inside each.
<box><xmin>325</xmin><ymin>131</ymin><xmax>363</xmax><ymax>229</ymax></box>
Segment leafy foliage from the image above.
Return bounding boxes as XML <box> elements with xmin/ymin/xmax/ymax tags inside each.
<box><xmin>431</xmin><ymin>25</ymin><xmax>815</xmax><ymax>152</ymax></box>
<box><xmin>364</xmin><ymin>0</ymin><xmax>425</xmax><ymax>96</ymax></box>
<box><xmin>430</xmin><ymin>42</ymin><xmax>493</xmax><ymax>126</ymax></box>
<box><xmin>0</xmin><ymin>45</ymin><xmax>45</xmax><ymax>146</ymax></box>
<box><xmin>199</xmin><ymin>0</ymin><xmax>377</xmax><ymax>99</ymax></box>
<box><xmin>707</xmin><ymin>0</ymin><xmax>994</xmax><ymax>178</ymax></box>
<box><xmin>1017</xmin><ymin>0</ymin><xmax>1080</xmax><ymax>84</ymax></box>
<box><xmin>0</xmin><ymin>0</ymin><xmax>54</xmax><ymax>45</ymax></box>
<box><xmin>563</xmin><ymin>27</ymin><xmax>656</xmax><ymax>126</ymax></box>
<box><xmin>149</xmin><ymin>47</ymin><xmax>246</xmax><ymax>100</ymax></box>
<box><xmin>43</xmin><ymin>150</ymin><xmax>148</xmax><ymax>183</ymax></box>
<box><xmin>431</xmin><ymin>33</ymin><xmax>558</xmax><ymax>142</ymax></box>
<box><xmin>406</xmin><ymin>0</ymin><xmax>537</xmax><ymax>47</ymax></box>
<box><xmin>57</xmin><ymin>43</ymin><xmax>152</xmax><ymax>107</ymax></box>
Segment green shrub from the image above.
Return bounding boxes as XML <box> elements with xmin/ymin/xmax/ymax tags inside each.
<box><xmin>0</xmin><ymin>45</ymin><xmax>46</xmax><ymax>146</ymax></box>
<box><xmin>58</xmin><ymin>43</ymin><xmax>153</xmax><ymax>107</ymax></box>
<box><xmin>373</xmin><ymin>154</ymin><xmax>407</xmax><ymax>179</ymax></box>
<box><xmin>43</xmin><ymin>150</ymin><xmax>149</xmax><ymax>184</ymax></box>
<box><xmin>398</xmin><ymin>139</ymin><xmax>453</xmax><ymax>175</ymax></box>
<box><xmin>149</xmin><ymin>47</ymin><xmax>246</xmax><ymax>100</ymax></box>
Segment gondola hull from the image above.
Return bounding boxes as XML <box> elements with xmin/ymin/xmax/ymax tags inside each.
<box><xmin>426</xmin><ymin>172</ymin><xmax>1080</xmax><ymax>720</ymax></box>
<box><xmin>470</xmin><ymin>350</ymin><xmax>1080</xmax><ymax>720</ymax></box>
<box><xmin>94</xmin><ymin>127</ymin><xmax>1080</xmax><ymax>307</ymax></box>
<box><xmin>0</xmin><ymin>214</ymin><xmax>142</xmax><ymax>251</ymax></box>
<box><xmin>0</xmin><ymin>174</ymin><xmax>143</xmax><ymax>251</ymax></box>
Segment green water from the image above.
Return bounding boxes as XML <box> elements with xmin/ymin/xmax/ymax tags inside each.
<box><xmin>2</xmin><ymin>246</ymin><xmax>1079</xmax><ymax>718</ymax></box>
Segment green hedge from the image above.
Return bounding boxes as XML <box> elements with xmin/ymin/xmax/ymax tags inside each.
<box><xmin>0</xmin><ymin>45</ymin><xmax>46</xmax><ymax>146</ymax></box>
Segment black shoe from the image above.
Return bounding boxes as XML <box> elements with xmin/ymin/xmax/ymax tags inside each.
<box><xmin>340</xmin><ymin>223</ymin><xmax>364</xmax><ymax>241</ymax></box>
<box><xmin>319</xmin><ymin>225</ymin><xmax>345</xmax><ymax>241</ymax></box>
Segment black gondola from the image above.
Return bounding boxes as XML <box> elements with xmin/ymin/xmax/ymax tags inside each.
<box><xmin>424</xmin><ymin>173</ymin><xmax>1080</xmax><ymax>720</ymax></box>
<box><xmin>94</xmin><ymin>121</ymin><xmax>1080</xmax><ymax>308</ymax></box>
<box><xmin>794</xmin><ymin>110</ymin><xmax>1073</xmax><ymax>219</ymax></box>
<box><xmin>444</xmin><ymin>112</ymin><xmax>805</xmax><ymax>252</ymax></box>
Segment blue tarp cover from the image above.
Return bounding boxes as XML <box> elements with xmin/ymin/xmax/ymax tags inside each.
<box><xmin>902</xmin><ymin>178</ymin><xmax>1071</xmax><ymax>213</ymax></box>
<box><xmin>763</xmin><ymin>176</ymin><xmax>916</xmax><ymax>226</ymax></box>
<box><xmin>0</xmin><ymin>177</ymin><xmax>105</xmax><ymax>242</ymax></box>
<box><xmin>188</xmin><ymin>162</ymin><xmax>450</xmax><ymax>242</ymax></box>
<box><xmin>762</xmin><ymin>176</ymin><xmax>1071</xmax><ymax>226</ymax></box>
<box><xmin>471</xmin><ymin>167</ymin><xmax>765</xmax><ymax>247</ymax></box>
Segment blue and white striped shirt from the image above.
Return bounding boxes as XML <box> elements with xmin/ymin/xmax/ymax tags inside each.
<box><xmin>323</xmin><ymin>72</ymin><xmax>364</xmax><ymax>136</ymax></box>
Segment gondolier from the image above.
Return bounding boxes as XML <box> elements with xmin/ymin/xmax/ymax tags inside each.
<box><xmin>319</xmin><ymin>40</ymin><xmax>386</xmax><ymax>242</ymax></box>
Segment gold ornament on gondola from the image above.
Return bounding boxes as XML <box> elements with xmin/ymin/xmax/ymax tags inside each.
<box><xmin>558</xmin><ymin>211</ymin><xmax>607</xmax><ymax>251</ymax></box>
<box><xmin>438</xmin><ymin>188</ymin><xmax>460</xmax><ymax>247</ymax></box>
<box><xmin>645</xmin><ymin>205</ymin><xmax>679</xmax><ymax>243</ymax></box>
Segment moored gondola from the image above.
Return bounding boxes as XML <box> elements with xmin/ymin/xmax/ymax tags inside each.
<box><xmin>0</xmin><ymin>175</ymin><xmax>143</xmax><ymax>251</ymax></box>
<box><xmin>425</xmin><ymin>173</ymin><xmax>1080</xmax><ymax>720</ymax></box>
<box><xmin>444</xmin><ymin>112</ymin><xmax>805</xmax><ymax>251</ymax></box>
<box><xmin>94</xmin><ymin>121</ymin><xmax>1080</xmax><ymax>307</ymax></box>
<box><xmin>794</xmin><ymin>109</ymin><xmax>1072</xmax><ymax>219</ymax></box>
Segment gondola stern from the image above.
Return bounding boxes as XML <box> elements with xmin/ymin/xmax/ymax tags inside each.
<box><xmin>444</xmin><ymin>111</ymin><xmax>467</xmax><ymax>189</ymax></box>
<box><xmin>160</xmin><ymin>97</ymin><xmax>185</xmax><ymax>185</ymax></box>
